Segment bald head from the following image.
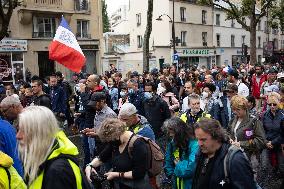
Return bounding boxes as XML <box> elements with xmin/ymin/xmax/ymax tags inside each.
<box><xmin>86</xmin><ymin>74</ymin><xmax>101</xmax><ymax>89</ymax></box>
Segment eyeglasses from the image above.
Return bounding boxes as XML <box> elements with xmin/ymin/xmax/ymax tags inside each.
<box><xmin>268</xmin><ymin>103</ymin><xmax>277</xmax><ymax>107</ymax></box>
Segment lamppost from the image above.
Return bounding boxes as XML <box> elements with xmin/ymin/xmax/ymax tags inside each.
<box><xmin>156</xmin><ymin>0</ymin><xmax>176</xmax><ymax>65</ymax></box>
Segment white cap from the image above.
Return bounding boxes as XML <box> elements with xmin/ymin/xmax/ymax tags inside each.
<box><xmin>119</xmin><ymin>103</ymin><xmax>137</xmax><ymax>117</ymax></box>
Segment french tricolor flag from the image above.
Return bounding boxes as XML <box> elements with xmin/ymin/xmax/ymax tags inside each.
<box><xmin>49</xmin><ymin>16</ymin><xmax>86</xmax><ymax>73</ymax></box>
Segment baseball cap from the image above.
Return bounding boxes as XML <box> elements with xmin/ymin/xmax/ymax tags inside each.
<box><xmin>223</xmin><ymin>84</ymin><xmax>238</xmax><ymax>92</ymax></box>
<box><xmin>87</xmin><ymin>92</ymin><xmax>106</xmax><ymax>106</ymax></box>
<box><xmin>119</xmin><ymin>103</ymin><xmax>137</xmax><ymax>117</ymax></box>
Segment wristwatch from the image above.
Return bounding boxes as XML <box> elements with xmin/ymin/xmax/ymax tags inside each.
<box><xmin>86</xmin><ymin>163</ymin><xmax>95</xmax><ymax>169</ymax></box>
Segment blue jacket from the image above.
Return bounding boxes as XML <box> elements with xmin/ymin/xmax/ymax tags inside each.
<box><xmin>262</xmin><ymin>109</ymin><xmax>284</xmax><ymax>146</ymax></box>
<box><xmin>0</xmin><ymin>119</ymin><xmax>23</xmax><ymax>177</ymax></box>
<box><xmin>49</xmin><ymin>85</ymin><xmax>67</xmax><ymax>114</ymax></box>
<box><xmin>164</xmin><ymin>139</ymin><xmax>199</xmax><ymax>189</ymax></box>
<box><xmin>109</xmin><ymin>87</ymin><xmax>119</xmax><ymax>111</ymax></box>
<box><xmin>128</xmin><ymin>91</ymin><xmax>145</xmax><ymax>116</ymax></box>
<box><xmin>219</xmin><ymin>96</ymin><xmax>234</xmax><ymax>128</ymax></box>
<box><xmin>129</xmin><ymin>115</ymin><xmax>155</xmax><ymax>141</ymax></box>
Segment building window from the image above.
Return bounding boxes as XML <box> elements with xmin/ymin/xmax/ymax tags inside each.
<box><xmin>77</xmin><ymin>20</ymin><xmax>90</xmax><ymax>38</ymax></box>
<box><xmin>231</xmin><ymin>35</ymin><xmax>235</xmax><ymax>47</ymax></box>
<box><xmin>242</xmin><ymin>35</ymin><xmax>246</xmax><ymax>44</ymax></box>
<box><xmin>231</xmin><ymin>19</ymin><xmax>235</xmax><ymax>28</ymax></box>
<box><xmin>202</xmin><ymin>10</ymin><xmax>207</xmax><ymax>24</ymax></box>
<box><xmin>258</xmin><ymin>36</ymin><xmax>261</xmax><ymax>48</ymax></box>
<box><xmin>180</xmin><ymin>7</ymin><xmax>186</xmax><ymax>22</ymax></box>
<box><xmin>274</xmin><ymin>38</ymin><xmax>278</xmax><ymax>50</ymax></box>
<box><xmin>257</xmin><ymin>21</ymin><xmax>261</xmax><ymax>31</ymax></box>
<box><xmin>258</xmin><ymin>55</ymin><xmax>262</xmax><ymax>63</ymax></box>
<box><xmin>242</xmin><ymin>17</ymin><xmax>246</xmax><ymax>28</ymax></box>
<box><xmin>75</xmin><ymin>0</ymin><xmax>89</xmax><ymax>11</ymax></box>
<box><xmin>264</xmin><ymin>21</ymin><xmax>269</xmax><ymax>33</ymax></box>
<box><xmin>202</xmin><ymin>32</ymin><xmax>207</xmax><ymax>46</ymax></box>
<box><xmin>181</xmin><ymin>31</ymin><xmax>187</xmax><ymax>46</ymax></box>
<box><xmin>136</xmin><ymin>13</ymin><xmax>141</xmax><ymax>26</ymax></box>
<box><xmin>216</xmin><ymin>34</ymin><xmax>220</xmax><ymax>47</ymax></box>
<box><xmin>33</xmin><ymin>17</ymin><xmax>56</xmax><ymax>38</ymax></box>
<box><xmin>137</xmin><ymin>35</ymin><xmax>143</xmax><ymax>48</ymax></box>
<box><xmin>216</xmin><ymin>14</ymin><xmax>220</xmax><ymax>26</ymax></box>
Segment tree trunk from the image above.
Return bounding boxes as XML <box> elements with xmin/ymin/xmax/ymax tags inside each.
<box><xmin>249</xmin><ymin>2</ymin><xmax>257</xmax><ymax>65</ymax></box>
<box><xmin>143</xmin><ymin>0</ymin><xmax>153</xmax><ymax>72</ymax></box>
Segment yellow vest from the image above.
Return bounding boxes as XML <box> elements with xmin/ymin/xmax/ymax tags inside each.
<box><xmin>180</xmin><ymin>111</ymin><xmax>211</xmax><ymax>123</ymax></box>
<box><xmin>29</xmin><ymin>131</ymin><xmax>82</xmax><ymax>189</ymax></box>
<box><xmin>0</xmin><ymin>152</ymin><xmax>26</xmax><ymax>189</ymax></box>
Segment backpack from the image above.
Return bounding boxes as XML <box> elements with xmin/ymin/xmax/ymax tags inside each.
<box><xmin>128</xmin><ymin>135</ymin><xmax>164</xmax><ymax>177</ymax></box>
<box><xmin>223</xmin><ymin>145</ymin><xmax>262</xmax><ymax>188</ymax></box>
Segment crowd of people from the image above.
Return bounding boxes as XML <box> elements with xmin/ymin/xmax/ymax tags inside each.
<box><xmin>0</xmin><ymin>62</ymin><xmax>284</xmax><ymax>189</ymax></box>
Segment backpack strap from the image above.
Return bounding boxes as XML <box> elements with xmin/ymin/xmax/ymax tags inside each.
<box><xmin>3</xmin><ymin>167</ymin><xmax>11</xmax><ymax>189</ymax></box>
<box><xmin>223</xmin><ymin>145</ymin><xmax>242</xmax><ymax>183</ymax></box>
<box><xmin>127</xmin><ymin>134</ymin><xmax>138</xmax><ymax>159</ymax></box>
<box><xmin>169</xmin><ymin>96</ymin><xmax>173</xmax><ymax>106</ymax></box>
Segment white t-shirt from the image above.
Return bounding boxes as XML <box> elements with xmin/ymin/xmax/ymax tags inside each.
<box><xmin>236</xmin><ymin>80</ymin><xmax>249</xmax><ymax>97</ymax></box>
<box><xmin>234</xmin><ymin>119</ymin><xmax>242</xmax><ymax>141</ymax></box>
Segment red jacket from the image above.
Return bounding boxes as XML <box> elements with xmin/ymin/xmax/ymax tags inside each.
<box><xmin>251</xmin><ymin>74</ymin><xmax>267</xmax><ymax>99</ymax></box>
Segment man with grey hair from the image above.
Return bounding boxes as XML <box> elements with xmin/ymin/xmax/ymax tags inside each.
<box><xmin>118</xmin><ymin>103</ymin><xmax>155</xmax><ymax>141</ymax></box>
<box><xmin>180</xmin><ymin>94</ymin><xmax>211</xmax><ymax>125</ymax></box>
<box><xmin>0</xmin><ymin>95</ymin><xmax>23</xmax><ymax>124</ymax></box>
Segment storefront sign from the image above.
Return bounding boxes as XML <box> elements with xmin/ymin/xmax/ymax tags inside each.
<box><xmin>181</xmin><ymin>49</ymin><xmax>214</xmax><ymax>57</ymax></box>
<box><xmin>0</xmin><ymin>39</ymin><xmax>27</xmax><ymax>52</ymax></box>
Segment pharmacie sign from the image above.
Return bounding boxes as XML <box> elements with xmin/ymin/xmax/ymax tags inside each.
<box><xmin>0</xmin><ymin>39</ymin><xmax>27</xmax><ymax>52</ymax></box>
<box><xmin>181</xmin><ymin>49</ymin><xmax>215</xmax><ymax>57</ymax></box>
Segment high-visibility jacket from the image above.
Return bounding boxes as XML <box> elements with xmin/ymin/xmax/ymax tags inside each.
<box><xmin>0</xmin><ymin>151</ymin><xmax>26</xmax><ymax>189</ymax></box>
<box><xmin>180</xmin><ymin>110</ymin><xmax>211</xmax><ymax>125</ymax></box>
<box><xmin>29</xmin><ymin>131</ymin><xmax>82</xmax><ymax>189</ymax></box>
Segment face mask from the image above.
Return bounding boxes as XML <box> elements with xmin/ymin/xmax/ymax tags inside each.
<box><xmin>202</xmin><ymin>91</ymin><xmax>209</xmax><ymax>99</ymax></box>
<box><xmin>108</xmin><ymin>85</ymin><xmax>113</xmax><ymax>88</ymax></box>
<box><xmin>111</xmin><ymin>139</ymin><xmax>121</xmax><ymax>146</ymax></box>
<box><xmin>128</xmin><ymin>88</ymin><xmax>135</xmax><ymax>95</ymax></box>
<box><xmin>144</xmin><ymin>92</ymin><xmax>153</xmax><ymax>99</ymax></box>
<box><xmin>120</xmin><ymin>91</ymin><xmax>127</xmax><ymax>97</ymax></box>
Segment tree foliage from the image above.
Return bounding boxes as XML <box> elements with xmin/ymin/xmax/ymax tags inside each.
<box><xmin>270</xmin><ymin>0</ymin><xmax>284</xmax><ymax>33</ymax></box>
<box><xmin>102</xmin><ymin>0</ymin><xmax>110</xmax><ymax>33</ymax></box>
<box><xmin>0</xmin><ymin>0</ymin><xmax>19</xmax><ymax>41</ymax></box>
<box><xmin>197</xmin><ymin>0</ymin><xmax>276</xmax><ymax>65</ymax></box>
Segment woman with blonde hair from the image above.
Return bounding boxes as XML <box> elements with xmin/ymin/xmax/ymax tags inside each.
<box><xmin>16</xmin><ymin>106</ymin><xmax>90</xmax><ymax>189</ymax></box>
<box><xmin>85</xmin><ymin>118</ymin><xmax>152</xmax><ymax>189</ymax></box>
<box><xmin>228</xmin><ymin>95</ymin><xmax>266</xmax><ymax>176</ymax></box>
<box><xmin>262</xmin><ymin>92</ymin><xmax>284</xmax><ymax>178</ymax></box>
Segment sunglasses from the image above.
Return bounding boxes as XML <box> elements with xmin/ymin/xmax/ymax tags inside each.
<box><xmin>268</xmin><ymin>103</ymin><xmax>277</xmax><ymax>107</ymax></box>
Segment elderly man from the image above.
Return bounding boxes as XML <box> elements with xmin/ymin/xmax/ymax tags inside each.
<box><xmin>118</xmin><ymin>103</ymin><xmax>155</xmax><ymax>141</ymax></box>
<box><xmin>0</xmin><ymin>96</ymin><xmax>23</xmax><ymax>124</ymax></box>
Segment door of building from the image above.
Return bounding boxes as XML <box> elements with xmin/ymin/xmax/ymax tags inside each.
<box><xmin>38</xmin><ymin>51</ymin><xmax>55</xmax><ymax>79</ymax></box>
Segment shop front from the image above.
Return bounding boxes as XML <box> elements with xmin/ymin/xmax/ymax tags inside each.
<box><xmin>176</xmin><ymin>48</ymin><xmax>216</xmax><ymax>69</ymax></box>
<box><xmin>0</xmin><ymin>39</ymin><xmax>27</xmax><ymax>85</ymax></box>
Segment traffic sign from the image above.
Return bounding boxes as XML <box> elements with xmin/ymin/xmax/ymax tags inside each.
<box><xmin>173</xmin><ymin>54</ymin><xmax>179</xmax><ymax>61</ymax></box>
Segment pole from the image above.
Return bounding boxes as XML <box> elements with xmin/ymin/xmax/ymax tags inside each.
<box><xmin>172</xmin><ymin>0</ymin><xmax>177</xmax><ymax>71</ymax></box>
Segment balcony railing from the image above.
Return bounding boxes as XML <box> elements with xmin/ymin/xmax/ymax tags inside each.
<box><xmin>29</xmin><ymin>0</ymin><xmax>62</xmax><ymax>6</ymax></box>
<box><xmin>75</xmin><ymin>0</ymin><xmax>89</xmax><ymax>11</ymax></box>
<box><xmin>76</xmin><ymin>33</ymin><xmax>91</xmax><ymax>39</ymax></box>
<box><xmin>32</xmin><ymin>32</ymin><xmax>55</xmax><ymax>38</ymax></box>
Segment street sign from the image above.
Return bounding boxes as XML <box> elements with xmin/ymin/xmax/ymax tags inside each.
<box><xmin>173</xmin><ymin>54</ymin><xmax>179</xmax><ymax>61</ymax></box>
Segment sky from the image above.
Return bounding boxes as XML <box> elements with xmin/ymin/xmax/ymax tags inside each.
<box><xmin>105</xmin><ymin>0</ymin><xmax>128</xmax><ymax>16</ymax></box>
